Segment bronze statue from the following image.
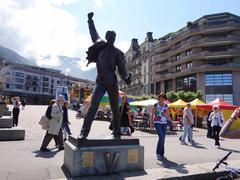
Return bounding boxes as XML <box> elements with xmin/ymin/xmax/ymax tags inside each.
<box><xmin>78</xmin><ymin>12</ymin><xmax>131</xmax><ymax>139</ymax></box>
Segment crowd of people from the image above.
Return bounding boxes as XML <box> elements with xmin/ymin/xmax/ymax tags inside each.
<box><xmin>5</xmin><ymin>93</ymin><xmax>240</xmax><ymax>159</ymax></box>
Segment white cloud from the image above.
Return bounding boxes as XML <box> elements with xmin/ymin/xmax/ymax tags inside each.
<box><xmin>36</xmin><ymin>55</ymin><xmax>61</xmax><ymax>67</ymax></box>
<box><xmin>116</xmin><ymin>40</ymin><xmax>131</xmax><ymax>53</ymax></box>
<box><xmin>94</xmin><ymin>0</ymin><xmax>103</xmax><ymax>8</ymax></box>
<box><xmin>0</xmin><ymin>0</ymin><xmax>93</xmax><ymax>69</ymax></box>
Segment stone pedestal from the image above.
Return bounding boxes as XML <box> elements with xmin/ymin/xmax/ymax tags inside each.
<box><xmin>64</xmin><ymin>136</ymin><xmax>144</xmax><ymax>177</ymax></box>
<box><xmin>3</xmin><ymin>110</ymin><xmax>11</xmax><ymax>116</ymax></box>
<box><xmin>0</xmin><ymin>116</ymin><xmax>13</xmax><ymax>128</ymax></box>
<box><xmin>0</xmin><ymin>127</ymin><xmax>25</xmax><ymax>141</ymax></box>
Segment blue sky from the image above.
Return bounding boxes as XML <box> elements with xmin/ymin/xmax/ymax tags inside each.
<box><xmin>66</xmin><ymin>0</ymin><xmax>240</xmax><ymax>45</ymax></box>
<box><xmin>0</xmin><ymin>0</ymin><xmax>240</xmax><ymax>79</ymax></box>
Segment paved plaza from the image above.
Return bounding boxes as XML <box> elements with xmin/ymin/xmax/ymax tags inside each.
<box><xmin>0</xmin><ymin>105</ymin><xmax>240</xmax><ymax>180</ymax></box>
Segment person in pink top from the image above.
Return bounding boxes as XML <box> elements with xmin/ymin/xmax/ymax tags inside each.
<box><xmin>151</xmin><ymin>92</ymin><xmax>172</xmax><ymax>161</ymax></box>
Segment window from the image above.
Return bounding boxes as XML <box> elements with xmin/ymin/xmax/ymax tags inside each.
<box><xmin>5</xmin><ymin>84</ymin><xmax>10</xmax><ymax>88</ymax></box>
<box><xmin>151</xmin><ymin>83</ymin><xmax>154</xmax><ymax>94</ymax></box>
<box><xmin>186</xmin><ymin>62</ymin><xmax>192</xmax><ymax>69</ymax></box>
<box><xmin>15</xmin><ymin>72</ymin><xmax>24</xmax><ymax>78</ymax></box>
<box><xmin>175</xmin><ymin>42</ymin><xmax>180</xmax><ymax>49</ymax></box>
<box><xmin>176</xmin><ymin>54</ymin><xmax>181</xmax><ymax>61</ymax></box>
<box><xmin>33</xmin><ymin>87</ymin><xmax>37</xmax><ymax>92</ymax></box>
<box><xmin>176</xmin><ymin>75</ymin><xmax>196</xmax><ymax>91</ymax></box>
<box><xmin>165</xmin><ymin>80</ymin><xmax>172</xmax><ymax>92</ymax></box>
<box><xmin>205</xmin><ymin>94</ymin><xmax>233</xmax><ymax>104</ymax></box>
<box><xmin>155</xmin><ymin>82</ymin><xmax>161</xmax><ymax>94</ymax></box>
<box><xmin>26</xmin><ymin>87</ymin><xmax>29</xmax><ymax>91</ymax></box>
<box><xmin>207</xmin><ymin>46</ymin><xmax>228</xmax><ymax>52</ymax></box>
<box><xmin>205</xmin><ymin>73</ymin><xmax>232</xmax><ymax>86</ymax></box>
<box><xmin>14</xmin><ymin>78</ymin><xmax>24</xmax><ymax>84</ymax></box>
<box><xmin>176</xmin><ymin>65</ymin><xmax>181</xmax><ymax>72</ymax></box>
<box><xmin>43</xmin><ymin>77</ymin><xmax>49</xmax><ymax>81</ymax></box>
<box><xmin>57</xmin><ymin>80</ymin><xmax>60</xmax><ymax>84</ymax></box>
<box><xmin>186</xmin><ymin>49</ymin><xmax>192</xmax><ymax>56</ymax></box>
<box><xmin>143</xmin><ymin>66</ymin><xmax>146</xmax><ymax>73</ymax></box>
<box><xmin>14</xmin><ymin>84</ymin><xmax>23</xmax><ymax>89</ymax></box>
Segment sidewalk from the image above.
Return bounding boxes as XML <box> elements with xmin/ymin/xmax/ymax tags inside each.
<box><xmin>0</xmin><ymin>105</ymin><xmax>239</xmax><ymax>180</ymax></box>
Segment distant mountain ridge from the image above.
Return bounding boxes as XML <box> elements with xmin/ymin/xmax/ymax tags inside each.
<box><xmin>0</xmin><ymin>45</ymin><xmax>97</xmax><ymax>81</ymax></box>
<box><xmin>0</xmin><ymin>45</ymin><xmax>35</xmax><ymax>65</ymax></box>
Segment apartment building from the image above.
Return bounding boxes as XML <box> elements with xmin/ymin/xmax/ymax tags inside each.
<box><xmin>150</xmin><ymin>12</ymin><xmax>240</xmax><ymax>105</ymax></box>
<box><xmin>0</xmin><ymin>59</ymin><xmax>94</xmax><ymax>104</ymax></box>
<box><xmin>119</xmin><ymin>32</ymin><xmax>155</xmax><ymax>96</ymax></box>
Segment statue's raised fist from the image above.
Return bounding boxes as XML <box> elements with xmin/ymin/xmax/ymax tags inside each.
<box><xmin>88</xmin><ymin>12</ymin><xmax>94</xmax><ymax>19</ymax></box>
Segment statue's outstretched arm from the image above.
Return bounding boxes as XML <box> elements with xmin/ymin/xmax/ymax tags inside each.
<box><xmin>87</xmin><ymin>12</ymin><xmax>100</xmax><ymax>43</ymax></box>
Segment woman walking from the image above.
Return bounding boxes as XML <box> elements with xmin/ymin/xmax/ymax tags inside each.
<box><xmin>208</xmin><ymin>105</ymin><xmax>225</xmax><ymax>148</ymax></box>
<box><xmin>151</xmin><ymin>92</ymin><xmax>172</xmax><ymax>161</ymax></box>
<box><xmin>11</xmin><ymin>96</ymin><xmax>21</xmax><ymax>126</ymax></box>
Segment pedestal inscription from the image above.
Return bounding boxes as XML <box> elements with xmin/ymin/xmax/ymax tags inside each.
<box><xmin>81</xmin><ymin>151</ymin><xmax>94</xmax><ymax>168</ymax></box>
<box><xmin>128</xmin><ymin>149</ymin><xmax>139</xmax><ymax>164</ymax></box>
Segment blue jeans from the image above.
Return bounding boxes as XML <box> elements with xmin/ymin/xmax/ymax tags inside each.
<box><xmin>155</xmin><ymin>123</ymin><xmax>167</xmax><ymax>156</ymax></box>
<box><xmin>182</xmin><ymin>124</ymin><xmax>193</xmax><ymax>142</ymax></box>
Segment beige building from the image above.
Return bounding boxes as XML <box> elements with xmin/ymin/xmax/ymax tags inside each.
<box><xmin>147</xmin><ymin>12</ymin><xmax>240</xmax><ymax>105</ymax></box>
<box><xmin>119</xmin><ymin>32</ymin><xmax>155</xmax><ymax>96</ymax></box>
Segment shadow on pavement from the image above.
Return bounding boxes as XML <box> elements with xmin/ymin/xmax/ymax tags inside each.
<box><xmin>220</xmin><ymin>147</ymin><xmax>240</xmax><ymax>153</ymax></box>
<box><xmin>157</xmin><ymin>158</ymin><xmax>189</xmax><ymax>174</ymax></box>
<box><xmin>191</xmin><ymin>142</ymin><xmax>207</xmax><ymax>149</ymax></box>
<box><xmin>32</xmin><ymin>148</ymin><xmax>59</xmax><ymax>158</ymax></box>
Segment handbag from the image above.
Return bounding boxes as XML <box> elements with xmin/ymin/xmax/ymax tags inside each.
<box><xmin>39</xmin><ymin>115</ymin><xmax>50</xmax><ymax>130</ymax></box>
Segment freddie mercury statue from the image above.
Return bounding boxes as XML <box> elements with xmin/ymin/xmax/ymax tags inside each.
<box><xmin>78</xmin><ymin>12</ymin><xmax>131</xmax><ymax>139</ymax></box>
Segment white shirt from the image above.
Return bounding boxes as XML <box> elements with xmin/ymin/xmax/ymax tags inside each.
<box><xmin>208</xmin><ymin>111</ymin><xmax>224</xmax><ymax>127</ymax></box>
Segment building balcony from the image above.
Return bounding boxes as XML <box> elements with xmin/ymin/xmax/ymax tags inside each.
<box><xmin>154</xmin><ymin>52</ymin><xmax>168</xmax><ymax>63</ymax></box>
<box><xmin>152</xmin><ymin>62</ymin><xmax>240</xmax><ymax>82</ymax></box>
<box><xmin>154</xmin><ymin>22</ymin><xmax>240</xmax><ymax>51</ymax></box>
<box><xmin>154</xmin><ymin>63</ymin><xmax>168</xmax><ymax>72</ymax></box>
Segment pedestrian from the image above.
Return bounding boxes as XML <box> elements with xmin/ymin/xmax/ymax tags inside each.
<box><xmin>40</xmin><ymin>99</ymin><xmax>59</xmax><ymax>148</ymax></box>
<box><xmin>62</xmin><ymin>101</ymin><xmax>72</xmax><ymax>141</ymax></box>
<box><xmin>150</xmin><ymin>92</ymin><xmax>173</xmax><ymax>161</ymax></box>
<box><xmin>40</xmin><ymin>96</ymin><xmax>64</xmax><ymax>152</ymax></box>
<box><xmin>180</xmin><ymin>103</ymin><xmax>195</xmax><ymax>145</ymax></box>
<box><xmin>206</xmin><ymin>111</ymin><xmax>213</xmax><ymax>138</ymax></box>
<box><xmin>220</xmin><ymin>107</ymin><xmax>240</xmax><ymax>139</ymax></box>
<box><xmin>11</xmin><ymin>96</ymin><xmax>21</xmax><ymax>126</ymax></box>
<box><xmin>208</xmin><ymin>105</ymin><xmax>225</xmax><ymax>148</ymax></box>
<box><xmin>119</xmin><ymin>96</ymin><xmax>133</xmax><ymax>136</ymax></box>
<box><xmin>21</xmin><ymin>99</ymin><xmax>26</xmax><ymax>110</ymax></box>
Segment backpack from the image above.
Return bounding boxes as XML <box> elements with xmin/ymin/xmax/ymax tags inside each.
<box><xmin>46</xmin><ymin>106</ymin><xmax>52</xmax><ymax>119</ymax></box>
<box><xmin>86</xmin><ymin>40</ymin><xmax>106</xmax><ymax>66</ymax></box>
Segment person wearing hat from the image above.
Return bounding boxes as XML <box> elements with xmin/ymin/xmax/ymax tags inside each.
<box><xmin>220</xmin><ymin>107</ymin><xmax>240</xmax><ymax>139</ymax></box>
<box><xmin>208</xmin><ymin>105</ymin><xmax>225</xmax><ymax>148</ymax></box>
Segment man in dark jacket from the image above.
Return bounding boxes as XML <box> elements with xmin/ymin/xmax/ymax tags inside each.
<box><xmin>78</xmin><ymin>12</ymin><xmax>131</xmax><ymax>139</ymax></box>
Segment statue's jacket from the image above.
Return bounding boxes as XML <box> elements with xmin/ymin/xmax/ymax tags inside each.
<box><xmin>86</xmin><ymin>19</ymin><xmax>128</xmax><ymax>85</ymax></box>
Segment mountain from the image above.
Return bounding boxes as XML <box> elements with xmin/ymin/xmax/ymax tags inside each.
<box><xmin>57</xmin><ymin>56</ymin><xmax>97</xmax><ymax>81</ymax></box>
<box><xmin>0</xmin><ymin>45</ymin><xmax>35</xmax><ymax>66</ymax></box>
<box><xmin>0</xmin><ymin>45</ymin><xmax>96</xmax><ymax>81</ymax></box>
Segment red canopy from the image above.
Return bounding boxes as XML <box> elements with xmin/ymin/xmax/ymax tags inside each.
<box><xmin>197</xmin><ymin>98</ymin><xmax>237</xmax><ymax>110</ymax></box>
